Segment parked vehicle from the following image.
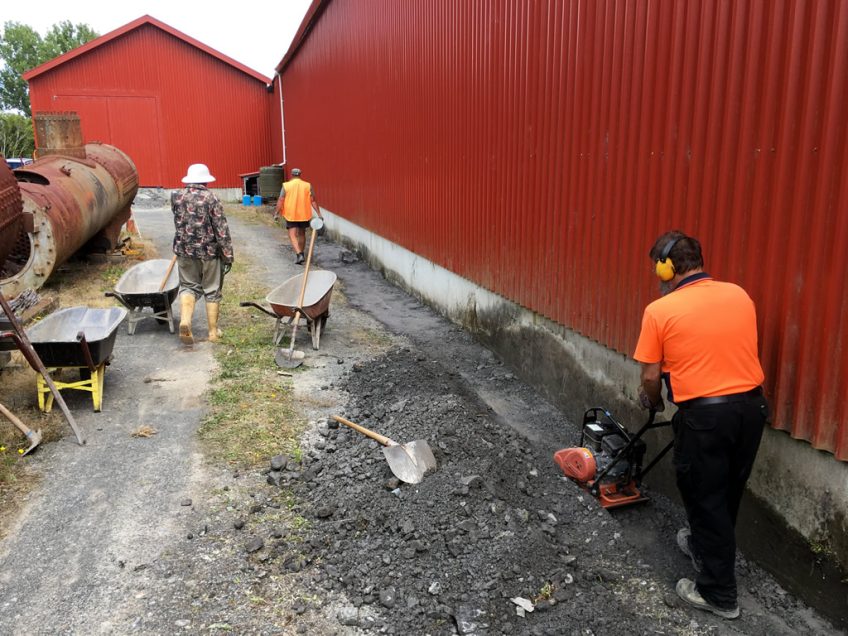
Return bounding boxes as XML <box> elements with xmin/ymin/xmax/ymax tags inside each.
<box><xmin>4</xmin><ymin>157</ymin><xmax>33</xmax><ymax>170</ymax></box>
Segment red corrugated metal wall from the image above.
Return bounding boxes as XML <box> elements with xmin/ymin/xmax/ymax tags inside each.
<box><xmin>280</xmin><ymin>0</ymin><xmax>848</xmax><ymax>460</ymax></box>
<box><xmin>28</xmin><ymin>23</ymin><xmax>276</xmax><ymax>187</ymax></box>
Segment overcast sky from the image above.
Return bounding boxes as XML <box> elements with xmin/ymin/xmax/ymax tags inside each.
<box><xmin>1</xmin><ymin>0</ymin><xmax>312</xmax><ymax>78</ymax></box>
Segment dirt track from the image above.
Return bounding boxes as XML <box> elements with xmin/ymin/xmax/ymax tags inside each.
<box><xmin>0</xmin><ymin>204</ymin><xmax>840</xmax><ymax>635</ymax></box>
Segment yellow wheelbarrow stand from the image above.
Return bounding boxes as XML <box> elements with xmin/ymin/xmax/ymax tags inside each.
<box><xmin>37</xmin><ymin>361</ymin><xmax>108</xmax><ymax>413</ymax></box>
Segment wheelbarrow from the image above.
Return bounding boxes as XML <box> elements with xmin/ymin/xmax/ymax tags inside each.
<box><xmin>240</xmin><ymin>270</ymin><xmax>337</xmax><ymax>350</ymax></box>
<box><xmin>105</xmin><ymin>258</ymin><xmax>179</xmax><ymax>335</ymax></box>
<box><xmin>0</xmin><ymin>293</ymin><xmax>86</xmax><ymax>445</ymax></box>
<box><xmin>26</xmin><ymin>306</ymin><xmax>127</xmax><ymax>412</ymax></box>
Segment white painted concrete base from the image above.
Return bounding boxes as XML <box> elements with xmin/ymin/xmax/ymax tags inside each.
<box><xmin>134</xmin><ymin>187</ymin><xmax>243</xmax><ymax>204</ymax></box>
<box><xmin>212</xmin><ymin>188</ymin><xmax>243</xmax><ymax>203</ymax></box>
<box><xmin>323</xmin><ymin>209</ymin><xmax>505</xmax><ymax>322</ymax></box>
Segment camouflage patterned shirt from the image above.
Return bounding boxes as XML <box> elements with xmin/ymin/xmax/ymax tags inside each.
<box><xmin>171</xmin><ymin>185</ymin><xmax>234</xmax><ymax>263</ymax></box>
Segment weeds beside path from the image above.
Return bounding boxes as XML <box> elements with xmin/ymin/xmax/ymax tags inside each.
<box><xmin>198</xmin><ymin>255</ymin><xmax>303</xmax><ymax>467</ymax></box>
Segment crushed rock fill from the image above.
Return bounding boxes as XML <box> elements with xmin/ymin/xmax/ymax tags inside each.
<box><xmin>276</xmin><ymin>347</ymin><xmax>690</xmax><ymax>635</ymax></box>
<box><xmin>111</xmin><ymin>347</ymin><xmax>833</xmax><ymax>635</ymax></box>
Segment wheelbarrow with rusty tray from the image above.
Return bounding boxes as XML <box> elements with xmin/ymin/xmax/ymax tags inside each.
<box><xmin>105</xmin><ymin>258</ymin><xmax>179</xmax><ymax>334</ymax></box>
<box><xmin>240</xmin><ymin>270</ymin><xmax>337</xmax><ymax>350</ymax></box>
<box><xmin>25</xmin><ymin>306</ymin><xmax>127</xmax><ymax>412</ymax></box>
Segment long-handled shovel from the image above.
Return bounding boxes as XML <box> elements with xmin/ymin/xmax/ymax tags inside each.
<box><xmin>275</xmin><ymin>219</ymin><xmax>322</xmax><ymax>369</ymax></box>
<box><xmin>159</xmin><ymin>255</ymin><xmax>177</xmax><ymax>292</ymax></box>
<box><xmin>0</xmin><ymin>291</ymin><xmax>85</xmax><ymax>445</ymax></box>
<box><xmin>331</xmin><ymin>415</ymin><xmax>437</xmax><ymax>484</ymax></box>
<box><xmin>0</xmin><ymin>402</ymin><xmax>42</xmax><ymax>455</ymax></box>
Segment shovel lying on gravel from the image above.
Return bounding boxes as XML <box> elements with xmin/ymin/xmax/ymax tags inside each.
<box><xmin>331</xmin><ymin>415</ymin><xmax>437</xmax><ymax>484</ymax></box>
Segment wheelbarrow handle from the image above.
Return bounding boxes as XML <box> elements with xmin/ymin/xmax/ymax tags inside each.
<box><xmin>75</xmin><ymin>331</ymin><xmax>97</xmax><ymax>372</ymax></box>
<box><xmin>331</xmin><ymin>415</ymin><xmax>394</xmax><ymax>447</ymax></box>
<box><xmin>104</xmin><ymin>291</ymin><xmax>136</xmax><ymax>313</ymax></box>
<box><xmin>239</xmin><ymin>301</ymin><xmax>279</xmax><ymax>319</ymax></box>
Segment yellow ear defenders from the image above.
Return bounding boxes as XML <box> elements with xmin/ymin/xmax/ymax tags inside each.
<box><xmin>655</xmin><ymin>237</ymin><xmax>680</xmax><ymax>281</ymax></box>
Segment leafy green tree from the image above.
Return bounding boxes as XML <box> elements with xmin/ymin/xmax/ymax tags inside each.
<box><xmin>39</xmin><ymin>21</ymin><xmax>99</xmax><ymax>64</ymax></box>
<box><xmin>0</xmin><ymin>112</ymin><xmax>34</xmax><ymax>158</ymax></box>
<box><xmin>0</xmin><ymin>21</ymin><xmax>98</xmax><ymax>116</ymax></box>
<box><xmin>0</xmin><ymin>23</ymin><xmax>40</xmax><ymax>116</ymax></box>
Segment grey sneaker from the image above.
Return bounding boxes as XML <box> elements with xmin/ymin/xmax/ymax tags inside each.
<box><xmin>676</xmin><ymin>578</ymin><xmax>739</xmax><ymax>619</ymax></box>
<box><xmin>677</xmin><ymin>527</ymin><xmax>702</xmax><ymax>573</ymax></box>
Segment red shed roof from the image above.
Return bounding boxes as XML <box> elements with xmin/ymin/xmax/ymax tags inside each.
<box><xmin>23</xmin><ymin>15</ymin><xmax>271</xmax><ymax>84</ymax></box>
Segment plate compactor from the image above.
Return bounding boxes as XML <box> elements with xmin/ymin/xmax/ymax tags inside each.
<box><xmin>554</xmin><ymin>407</ymin><xmax>673</xmax><ymax>509</ymax></box>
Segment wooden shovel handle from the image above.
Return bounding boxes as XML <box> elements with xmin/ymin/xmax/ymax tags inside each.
<box><xmin>0</xmin><ymin>402</ymin><xmax>33</xmax><ymax>437</ymax></box>
<box><xmin>296</xmin><ymin>225</ymin><xmax>318</xmax><ymax>307</ymax></box>
<box><xmin>331</xmin><ymin>415</ymin><xmax>392</xmax><ymax>447</ymax></box>
<box><xmin>284</xmin><ymin>226</ymin><xmax>319</xmax><ymax>358</ymax></box>
<box><xmin>159</xmin><ymin>255</ymin><xmax>177</xmax><ymax>292</ymax></box>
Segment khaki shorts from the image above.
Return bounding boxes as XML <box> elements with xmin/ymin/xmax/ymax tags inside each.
<box><xmin>177</xmin><ymin>256</ymin><xmax>224</xmax><ymax>302</ymax></box>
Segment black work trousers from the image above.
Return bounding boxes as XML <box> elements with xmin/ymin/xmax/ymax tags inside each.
<box><xmin>672</xmin><ymin>394</ymin><xmax>768</xmax><ymax>609</ymax></box>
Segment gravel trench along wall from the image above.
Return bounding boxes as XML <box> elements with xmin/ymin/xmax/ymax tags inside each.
<box><xmin>284</xmin><ymin>348</ymin><xmax>645</xmax><ymax>634</ymax></box>
<box><xmin>321</xmin><ymin>209</ymin><xmax>848</xmax><ymax>600</ymax></box>
<box><xmin>265</xmin><ymin>347</ymin><xmax>787</xmax><ymax>635</ymax></box>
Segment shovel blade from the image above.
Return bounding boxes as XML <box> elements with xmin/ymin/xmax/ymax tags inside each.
<box><xmin>404</xmin><ymin>439</ymin><xmax>437</xmax><ymax>473</ymax></box>
<box><xmin>23</xmin><ymin>429</ymin><xmax>42</xmax><ymax>456</ymax></box>
<box><xmin>275</xmin><ymin>348</ymin><xmax>305</xmax><ymax>368</ymax></box>
<box><xmin>382</xmin><ymin>445</ymin><xmax>425</xmax><ymax>484</ymax></box>
<box><xmin>382</xmin><ymin>440</ymin><xmax>437</xmax><ymax>484</ymax></box>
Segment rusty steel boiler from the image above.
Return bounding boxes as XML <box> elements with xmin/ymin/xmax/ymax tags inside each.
<box><xmin>0</xmin><ymin>142</ymin><xmax>138</xmax><ymax>297</ymax></box>
<box><xmin>0</xmin><ymin>160</ymin><xmax>24</xmax><ymax>268</ymax></box>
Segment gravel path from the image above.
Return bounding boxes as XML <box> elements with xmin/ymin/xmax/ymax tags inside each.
<box><xmin>0</xmin><ymin>205</ymin><xmax>839</xmax><ymax>635</ymax></box>
<box><xmin>0</xmin><ymin>215</ymin><xmax>215</xmax><ymax>633</ymax></box>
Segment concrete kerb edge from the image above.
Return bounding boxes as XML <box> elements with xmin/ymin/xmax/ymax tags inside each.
<box><xmin>319</xmin><ymin>207</ymin><xmax>848</xmax><ymax>573</ymax></box>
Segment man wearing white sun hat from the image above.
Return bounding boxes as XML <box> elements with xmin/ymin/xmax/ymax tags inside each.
<box><xmin>171</xmin><ymin>163</ymin><xmax>234</xmax><ymax>344</ymax></box>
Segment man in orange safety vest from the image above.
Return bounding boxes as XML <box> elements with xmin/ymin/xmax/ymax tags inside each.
<box><xmin>276</xmin><ymin>168</ymin><xmax>323</xmax><ymax>264</ymax></box>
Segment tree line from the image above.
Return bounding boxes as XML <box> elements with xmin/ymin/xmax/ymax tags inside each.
<box><xmin>0</xmin><ymin>21</ymin><xmax>97</xmax><ymax>159</ymax></box>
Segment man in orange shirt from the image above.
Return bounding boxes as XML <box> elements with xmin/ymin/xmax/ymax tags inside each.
<box><xmin>277</xmin><ymin>168</ymin><xmax>323</xmax><ymax>264</ymax></box>
<box><xmin>634</xmin><ymin>231</ymin><xmax>769</xmax><ymax>620</ymax></box>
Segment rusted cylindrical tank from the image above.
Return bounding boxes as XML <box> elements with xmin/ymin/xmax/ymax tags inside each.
<box><xmin>0</xmin><ymin>143</ymin><xmax>138</xmax><ymax>297</ymax></box>
<box><xmin>0</xmin><ymin>160</ymin><xmax>24</xmax><ymax>268</ymax></box>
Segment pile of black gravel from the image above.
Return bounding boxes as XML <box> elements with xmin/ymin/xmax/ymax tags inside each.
<box><xmin>271</xmin><ymin>347</ymin><xmax>694</xmax><ymax>635</ymax></box>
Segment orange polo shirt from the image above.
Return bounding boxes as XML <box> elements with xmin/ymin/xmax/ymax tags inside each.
<box><xmin>633</xmin><ymin>274</ymin><xmax>764</xmax><ymax>402</ymax></box>
<box><xmin>280</xmin><ymin>177</ymin><xmax>314</xmax><ymax>222</ymax></box>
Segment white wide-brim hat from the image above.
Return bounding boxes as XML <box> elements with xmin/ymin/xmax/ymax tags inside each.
<box><xmin>182</xmin><ymin>163</ymin><xmax>216</xmax><ymax>183</ymax></box>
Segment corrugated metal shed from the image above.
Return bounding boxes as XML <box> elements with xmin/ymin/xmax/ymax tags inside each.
<box><xmin>25</xmin><ymin>15</ymin><xmax>277</xmax><ymax>188</ymax></box>
<box><xmin>277</xmin><ymin>0</ymin><xmax>848</xmax><ymax>460</ymax></box>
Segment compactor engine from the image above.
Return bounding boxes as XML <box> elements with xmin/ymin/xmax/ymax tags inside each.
<box><xmin>554</xmin><ymin>408</ymin><xmax>671</xmax><ymax>509</ymax></box>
